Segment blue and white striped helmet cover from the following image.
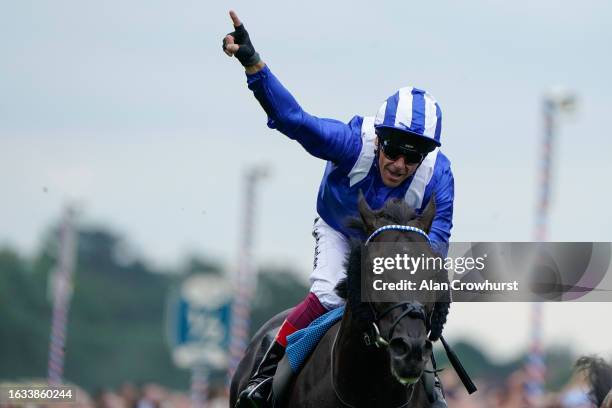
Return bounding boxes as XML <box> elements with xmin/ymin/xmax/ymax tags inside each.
<box><xmin>374</xmin><ymin>87</ymin><xmax>442</xmax><ymax>147</ymax></box>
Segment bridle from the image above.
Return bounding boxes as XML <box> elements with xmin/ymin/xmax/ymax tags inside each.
<box><xmin>363</xmin><ymin>301</ymin><xmax>430</xmax><ymax>348</ymax></box>
<box><xmin>364</xmin><ymin>224</ymin><xmax>430</xmax><ymax>246</ymax></box>
<box><xmin>332</xmin><ymin>223</ymin><xmax>478</xmax><ymax>401</ymax></box>
<box><xmin>363</xmin><ymin>224</ymin><xmax>433</xmax><ymax>348</ymax></box>
<box><xmin>361</xmin><ymin>225</ymin><xmax>478</xmax><ymax>396</ymax></box>
<box><xmin>330</xmin><ymin>224</ymin><xmax>433</xmax><ymax>408</ymax></box>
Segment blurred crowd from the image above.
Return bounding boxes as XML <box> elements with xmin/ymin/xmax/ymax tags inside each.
<box><xmin>1</xmin><ymin>356</ymin><xmax>610</xmax><ymax>408</ymax></box>
<box><xmin>0</xmin><ymin>382</ymin><xmax>228</xmax><ymax>408</ymax></box>
<box><xmin>443</xmin><ymin>356</ymin><xmax>612</xmax><ymax>408</ymax></box>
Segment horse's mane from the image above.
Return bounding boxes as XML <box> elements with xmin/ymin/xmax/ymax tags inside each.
<box><xmin>336</xmin><ymin>198</ymin><xmax>422</xmax><ymax>327</ymax></box>
<box><xmin>335</xmin><ymin>197</ymin><xmax>451</xmax><ymax>341</ymax></box>
<box><xmin>335</xmin><ymin>240</ymin><xmax>370</xmax><ymax>325</ymax></box>
<box><xmin>345</xmin><ymin>198</ymin><xmax>418</xmax><ymax>234</ymax></box>
<box><xmin>576</xmin><ymin>355</ymin><xmax>612</xmax><ymax>407</ymax></box>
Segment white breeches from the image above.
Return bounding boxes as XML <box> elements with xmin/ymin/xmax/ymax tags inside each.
<box><xmin>309</xmin><ymin>217</ymin><xmax>350</xmax><ymax>310</ymax></box>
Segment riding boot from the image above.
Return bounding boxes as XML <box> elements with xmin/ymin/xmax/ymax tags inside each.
<box><xmin>236</xmin><ymin>340</ymin><xmax>286</xmax><ymax>408</ymax></box>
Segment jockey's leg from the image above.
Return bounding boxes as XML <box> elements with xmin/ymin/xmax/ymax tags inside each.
<box><xmin>308</xmin><ymin>217</ymin><xmax>351</xmax><ymax>310</ymax></box>
<box><xmin>236</xmin><ymin>293</ymin><xmax>330</xmax><ymax>408</ymax></box>
<box><xmin>275</xmin><ymin>292</ymin><xmax>328</xmax><ymax>346</ymax></box>
<box><xmin>236</xmin><ymin>217</ymin><xmax>349</xmax><ymax>408</ymax></box>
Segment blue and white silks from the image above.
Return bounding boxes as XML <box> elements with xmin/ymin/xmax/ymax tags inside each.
<box><xmin>246</xmin><ymin>65</ymin><xmax>454</xmax><ymax>257</ymax></box>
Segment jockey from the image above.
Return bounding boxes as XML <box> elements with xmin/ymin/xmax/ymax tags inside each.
<box><xmin>223</xmin><ymin>10</ymin><xmax>454</xmax><ymax>408</ymax></box>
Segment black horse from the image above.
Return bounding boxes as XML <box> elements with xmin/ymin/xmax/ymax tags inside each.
<box><xmin>230</xmin><ymin>196</ymin><xmax>451</xmax><ymax>408</ymax></box>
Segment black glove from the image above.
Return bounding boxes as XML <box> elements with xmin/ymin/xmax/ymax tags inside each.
<box><xmin>223</xmin><ymin>23</ymin><xmax>261</xmax><ymax>67</ymax></box>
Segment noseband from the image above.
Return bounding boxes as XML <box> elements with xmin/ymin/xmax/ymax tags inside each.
<box><xmin>363</xmin><ymin>224</ymin><xmax>432</xmax><ymax>348</ymax></box>
<box><xmin>364</xmin><ymin>301</ymin><xmax>429</xmax><ymax>348</ymax></box>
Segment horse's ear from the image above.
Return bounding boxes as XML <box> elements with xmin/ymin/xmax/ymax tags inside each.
<box><xmin>418</xmin><ymin>194</ymin><xmax>436</xmax><ymax>233</ymax></box>
<box><xmin>358</xmin><ymin>191</ymin><xmax>377</xmax><ymax>232</ymax></box>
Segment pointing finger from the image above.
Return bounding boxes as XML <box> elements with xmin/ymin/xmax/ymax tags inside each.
<box><xmin>229</xmin><ymin>10</ymin><xmax>242</xmax><ymax>27</ymax></box>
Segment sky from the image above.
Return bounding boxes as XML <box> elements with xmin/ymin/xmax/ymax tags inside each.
<box><xmin>1</xmin><ymin>0</ymin><xmax>612</xmax><ymax>360</ymax></box>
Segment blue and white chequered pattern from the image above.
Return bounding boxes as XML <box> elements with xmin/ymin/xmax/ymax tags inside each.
<box><xmin>364</xmin><ymin>225</ymin><xmax>431</xmax><ymax>246</ymax></box>
<box><xmin>285</xmin><ymin>306</ymin><xmax>345</xmax><ymax>373</ymax></box>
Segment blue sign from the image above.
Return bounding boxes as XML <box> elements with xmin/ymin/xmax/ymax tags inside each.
<box><xmin>167</xmin><ymin>274</ymin><xmax>233</xmax><ymax>369</ymax></box>
<box><xmin>174</xmin><ymin>297</ymin><xmax>231</xmax><ymax>347</ymax></box>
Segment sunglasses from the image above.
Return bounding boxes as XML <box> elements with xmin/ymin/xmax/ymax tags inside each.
<box><xmin>379</xmin><ymin>139</ymin><xmax>426</xmax><ymax>164</ymax></box>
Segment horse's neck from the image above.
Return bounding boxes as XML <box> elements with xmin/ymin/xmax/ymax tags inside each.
<box><xmin>333</xmin><ymin>306</ymin><xmax>415</xmax><ymax>407</ymax></box>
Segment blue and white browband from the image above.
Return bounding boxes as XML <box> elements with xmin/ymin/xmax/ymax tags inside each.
<box><xmin>364</xmin><ymin>224</ymin><xmax>431</xmax><ymax>246</ymax></box>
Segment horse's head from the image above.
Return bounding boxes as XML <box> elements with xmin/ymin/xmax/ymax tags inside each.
<box><xmin>336</xmin><ymin>194</ymin><xmax>451</xmax><ymax>386</ymax></box>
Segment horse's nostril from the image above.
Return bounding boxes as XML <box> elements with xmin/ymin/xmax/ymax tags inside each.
<box><xmin>389</xmin><ymin>338</ymin><xmax>411</xmax><ymax>357</ymax></box>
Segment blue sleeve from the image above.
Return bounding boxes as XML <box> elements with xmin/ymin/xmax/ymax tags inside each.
<box><xmin>428</xmin><ymin>164</ymin><xmax>454</xmax><ymax>258</ymax></box>
<box><xmin>246</xmin><ymin>65</ymin><xmax>362</xmax><ymax>169</ymax></box>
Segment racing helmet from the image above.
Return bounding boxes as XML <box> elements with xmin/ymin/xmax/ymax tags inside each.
<box><xmin>374</xmin><ymin>87</ymin><xmax>442</xmax><ymax>151</ymax></box>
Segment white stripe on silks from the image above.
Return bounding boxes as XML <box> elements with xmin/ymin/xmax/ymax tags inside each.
<box><xmin>422</xmin><ymin>94</ymin><xmax>437</xmax><ymax>138</ymax></box>
<box><xmin>374</xmin><ymin>101</ymin><xmax>387</xmax><ymax>127</ymax></box>
<box><xmin>394</xmin><ymin>87</ymin><xmax>414</xmax><ymax>130</ymax></box>
<box><xmin>404</xmin><ymin>148</ymin><xmax>439</xmax><ymax>210</ymax></box>
<box><xmin>348</xmin><ymin>116</ymin><xmax>377</xmax><ymax>187</ymax></box>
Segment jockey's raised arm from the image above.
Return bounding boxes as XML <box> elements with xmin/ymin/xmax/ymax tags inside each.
<box><xmin>247</xmin><ymin>69</ymin><xmax>365</xmax><ymax>168</ymax></box>
<box><xmin>224</xmin><ymin>11</ymin><xmax>362</xmax><ymax>167</ymax></box>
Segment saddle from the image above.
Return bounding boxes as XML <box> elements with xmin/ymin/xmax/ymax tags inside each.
<box><xmin>271</xmin><ymin>354</ymin><xmax>293</xmax><ymax>407</ymax></box>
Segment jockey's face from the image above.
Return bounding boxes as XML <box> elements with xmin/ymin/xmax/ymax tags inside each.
<box><xmin>376</xmin><ymin>137</ymin><xmax>421</xmax><ymax>187</ymax></box>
